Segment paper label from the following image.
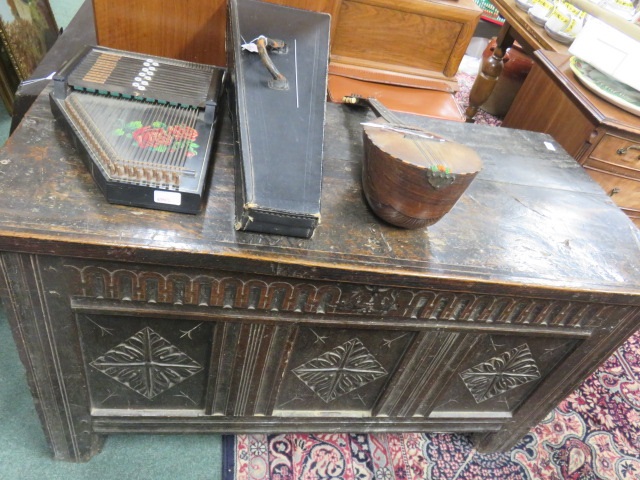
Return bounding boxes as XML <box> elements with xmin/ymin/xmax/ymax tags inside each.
<box><xmin>563</xmin><ymin>1</ymin><xmax>583</xmax><ymax>15</ymax></box>
<box><xmin>552</xmin><ymin>9</ymin><xmax>570</xmax><ymax>23</ymax></box>
<box><xmin>532</xmin><ymin>0</ymin><xmax>553</xmax><ymax>9</ymax></box>
<box><xmin>241</xmin><ymin>42</ymin><xmax>258</xmax><ymax>53</ymax></box>
<box><xmin>154</xmin><ymin>190</ymin><xmax>182</xmax><ymax>206</ymax></box>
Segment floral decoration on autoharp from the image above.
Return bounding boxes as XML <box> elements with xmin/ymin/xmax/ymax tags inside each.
<box><xmin>343</xmin><ymin>94</ymin><xmax>482</xmax><ymax>229</ymax></box>
<box><xmin>113</xmin><ymin>121</ymin><xmax>200</xmax><ymax>158</ymax></box>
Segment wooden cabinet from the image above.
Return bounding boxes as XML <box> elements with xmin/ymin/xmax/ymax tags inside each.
<box><xmin>503</xmin><ymin>50</ymin><xmax>640</xmax><ymax>227</ymax></box>
<box><xmin>92</xmin><ymin>0</ymin><xmax>341</xmax><ymax>67</ymax></box>
<box><xmin>329</xmin><ymin>0</ymin><xmax>481</xmax><ymax>89</ymax></box>
<box><xmin>93</xmin><ymin>0</ymin><xmax>480</xmax><ymax>89</ymax></box>
<box><xmin>582</xmin><ymin>134</ymin><xmax>640</xmax><ymax>224</ymax></box>
<box><xmin>2</xmin><ymin>88</ymin><xmax>640</xmax><ymax>462</ymax></box>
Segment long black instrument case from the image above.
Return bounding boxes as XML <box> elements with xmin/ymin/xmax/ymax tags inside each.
<box><xmin>227</xmin><ymin>0</ymin><xmax>330</xmax><ymax>238</ymax></box>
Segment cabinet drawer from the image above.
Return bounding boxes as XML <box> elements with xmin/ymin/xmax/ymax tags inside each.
<box><xmin>587</xmin><ymin>134</ymin><xmax>640</xmax><ymax>177</ymax></box>
<box><xmin>583</xmin><ymin>166</ymin><xmax>640</xmax><ymax>213</ymax></box>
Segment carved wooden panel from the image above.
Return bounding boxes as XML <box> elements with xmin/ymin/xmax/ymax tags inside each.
<box><xmin>90</xmin><ymin>327</ymin><xmax>203</xmax><ymax>400</ymax></box>
<box><xmin>460</xmin><ymin>343</ymin><xmax>541</xmax><ymax>403</ymax></box>
<box><xmin>60</xmin><ymin>259</ymin><xmax>602</xmax><ymax>421</ymax></box>
<box><xmin>206</xmin><ymin>323</ymin><xmax>295</xmax><ymax>416</ymax></box>
<box><xmin>274</xmin><ymin>327</ymin><xmax>413</xmax><ymax>415</ymax></box>
<box><xmin>63</xmin><ymin>260</ymin><xmax>619</xmax><ymax>330</ymax></box>
<box><xmin>77</xmin><ymin>314</ymin><xmax>212</xmax><ymax>411</ymax></box>
<box><xmin>374</xmin><ymin>330</ymin><xmax>479</xmax><ymax>417</ymax></box>
<box><xmin>292</xmin><ymin>338</ymin><xmax>387</xmax><ymax>403</ymax></box>
<box><xmin>430</xmin><ymin>334</ymin><xmax>578</xmax><ymax>417</ymax></box>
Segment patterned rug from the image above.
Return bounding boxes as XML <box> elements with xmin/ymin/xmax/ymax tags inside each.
<box><xmin>222</xmin><ymin>73</ymin><xmax>640</xmax><ymax>480</ymax></box>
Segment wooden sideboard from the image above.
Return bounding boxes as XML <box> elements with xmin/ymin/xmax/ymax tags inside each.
<box><xmin>503</xmin><ymin>50</ymin><xmax>640</xmax><ymax>227</ymax></box>
<box><xmin>1</xmin><ymin>86</ymin><xmax>640</xmax><ymax>462</ymax></box>
<box><xmin>329</xmin><ymin>0</ymin><xmax>480</xmax><ymax>90</ymax></box>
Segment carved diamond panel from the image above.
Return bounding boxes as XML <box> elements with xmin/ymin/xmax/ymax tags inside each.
<box><xmin>460</xmin><ymin>343</ymin><xmax>541</xmax><ymax>403</ymax></box>
<box><xmin>90</xmin><ymin>327</ymin><xmax>203</xmax><ymax>399</ymax></box>
<box><xmin>292</xmin><ymin>338</ymin><xmax>387</xmax><ymax>403</ymax></box>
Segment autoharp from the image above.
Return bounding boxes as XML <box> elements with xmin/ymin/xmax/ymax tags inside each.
<box><xmin>50</xmin><ymin>45</ymin><xmax>226</xmax><ymax>213</ymax></box>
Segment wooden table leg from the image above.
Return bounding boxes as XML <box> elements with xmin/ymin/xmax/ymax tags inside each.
<box><xmin>465</xmin><ymin>23</ymin><xmax>516</xmax><ymax>123</ymax></box>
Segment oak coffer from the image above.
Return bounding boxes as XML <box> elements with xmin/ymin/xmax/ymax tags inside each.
<box><xmin>1</xmin><ymin>86</ymin><xmax>640</xmax><ymax>462</ymax></box>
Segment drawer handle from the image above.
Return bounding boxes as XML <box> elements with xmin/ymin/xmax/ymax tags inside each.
<box><xmin>616</xmin><ymin>145</ymin><xmax>640</xmax><ymax>159</ymax></box>
<box><xmin>609</xmin><ymin>187</ymin><xmax>620</xmax><ymax>197</ymax></box>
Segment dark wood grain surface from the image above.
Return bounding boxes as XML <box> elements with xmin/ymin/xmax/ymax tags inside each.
<box><xmin>1</xmin><ymin>87</ymin><xmax>639</xmax><ymax>300</ymax></box>
<box><xmin>503</xmin><ymin>50</ymin><xmax>640</xmax><ymax>227</ymax></box>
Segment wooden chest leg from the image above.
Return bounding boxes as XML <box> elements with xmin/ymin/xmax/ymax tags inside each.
<box><xmin>0</xmin><ymin>253</ymin><xmax>104</xmax><ymax>462</ymax></box>
<box><xmin>471</xmin><ymin>306</ymin><xmax>640</xmax><ymax>453</ymax></box>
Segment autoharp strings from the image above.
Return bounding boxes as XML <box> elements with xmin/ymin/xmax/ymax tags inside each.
<box><xmin>68</xmin><ymin>50</ymin><xmax>214</xmax><ymax>106</ymax></box>
<box><xmin>66</xmin><ymin>92</ymin><xmax>200</xmax><ymax>187</ymax></box>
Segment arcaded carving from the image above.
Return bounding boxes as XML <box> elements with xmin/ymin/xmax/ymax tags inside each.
<box><xmin>460</xmin><ymin>343</ymin><xmax>541</xmax><ymax>403</ymax></box>
<box><xmin>90</xmin><ymin>327</ymin><xmax>203</xmax><ymax>399</ymax></box>
<box><xmin>292</xmin><ymin>338</ymin><xmax>387</xmax><ymax>403</ymax></box>
<box><xmin>64</xmin><ymin>263</ymin><xmax>611</xmax><ymax>328</ymax></box>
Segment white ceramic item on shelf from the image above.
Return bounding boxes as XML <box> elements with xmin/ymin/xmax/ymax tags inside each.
<box><xmin>529</xmin><ymin>0</ymin><xmax>555</xmax><ymax>25</ymax></box>
<box><xmin>570</xmin><ymin>56</ymin><xmax>640</xmax><ymax>117</ymax></box>
<box><xmin>516</xmin><ymin>0</ymin><xmax>535</xmax><ymax>12</ymax></box>
<box><xmin>544</xmin><ymin>2</ymin><xmax>585</xmax><ymax>44</ymax></box>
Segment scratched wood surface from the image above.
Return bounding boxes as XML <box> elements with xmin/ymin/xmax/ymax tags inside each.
<box><xmin>1</xmin><ymin>87</ymin><xmax>639</xmax><ymax>302</ymax></box>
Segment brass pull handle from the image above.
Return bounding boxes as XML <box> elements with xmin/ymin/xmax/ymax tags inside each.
<box><xmin>616</xmin><ymin>145</ymin><xmax>640</xmax><ymax>159</ymax></box>
<box><xmin>609</xmin><ymin>187</ymin><xmax>620</xmax><ymax>197</ymax></box>
<box><xmin>256</xmin><ymin>36</ymin><xmax>289</xmax><ymax>91</ymax></box>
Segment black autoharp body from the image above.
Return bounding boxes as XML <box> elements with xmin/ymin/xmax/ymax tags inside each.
<box><xmin>50</xmin><ymin>45</ymin><xmax>226</xmax><ymax>214</ymax></box>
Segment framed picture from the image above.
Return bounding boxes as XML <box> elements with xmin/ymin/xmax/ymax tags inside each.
<box><xmin>0</xmin><ymin>0</ymin><xmax>58</xmax><ymax>114</ymax></box>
